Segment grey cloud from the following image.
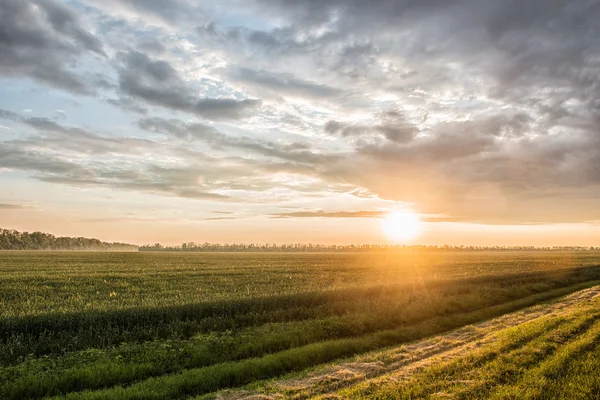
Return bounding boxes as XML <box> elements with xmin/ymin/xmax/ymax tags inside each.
<box><xmin>136</xmin><ymin>37</ymin><xmax>167</xmax><ymax>54</ymax></box>
<box><xmin>20</xmin><ymin>116</ymin><xmax>156</xmax><ymax>155</ymax></box>
<box><xmin>231</xmin><ymin>68</ymin><xmax>343</xmax><ymax>99</ymax></box>
<box><xmin>325</xmin><ymin>110</ymin><xmax>419</xmax><ymax>143</ymax></box>
<box><xmin>198</xmin><ymin>22</ymin><xmax>304</xmax><ymax>54</ymax></box>
<box><xmin>0</xmin><ymin>144</ymin><xmax>93</xmax><ymax>178</ymax></box>
<box><xmin>376</xmin><ymin>124</ymin><xmax>418</xmax><ymax>144</ymax></box>
<box><xmin>248</xmin><ymin>0</ymin><xmax>600</xmax><ymax>103</ymax></box>
<box><xmin>255</xmin><ymin>0</ymin><xmax>566</xmax><ymax>35</ymax></box>
<box><xmin>356</xmin><ymin>113</ymin><xmax>533</xmax><ymax>164</ymax></box>
<box><xmin>106</xmin><ymin>97</ymin><xmax>148</xmax><ymax>114</ymax></box>
<box><xmin>138</xmin><ymin>117</ymin><xmax>339</xmax><ymax>166</ymax></box>
<box><xmin>93</xmin><ymin>74</ymin><xmax>116</xmax><ymax>90</ymax></box>
<box><xmin>116</xmin><ymin>51</ymin><xmax>261</xmax><ymax>119</ymax></box>
<box><xmin>0</xmin><ymin>110</ymin><xmax>337</xmax><ymax>203</ymax></box>
<box><xmin>83</xmin><ymin>0</ymin><xmax>205</xmax><ymax>27</ymax></box>
<box><xmin>374</xmin><ymin>110</ymin><xmax>420</xmax><ymax>143</ymax></box>
<box><xmin>324</xmin><ymin>121</ymin><xmax>369</xmax><ymax>138</ymax></box>
<box><xmin>0</xmin><ymin>0</ymin><xmax>105</xmax><ymax>93</ymax></box>
<box><xmin>0</xmin><ymin>109</ymin><xmax>20</xmax><ymax>121</ymax></box>
<box><xmin>0</xmin><ymin>140</ymin><xmax>231</xmax><ymax>201</ymax></box>
<box><xmin>3</xmin><ymin>0</ymin><xmax>600</xmax><ymax>225</ymax></box>
<box><xmin>138</xmin><ymin>117</ymin><xmax>220</xmax><ymax>140</ymax></box>
<box><xmin>324</xmin><ymin>112</ymin><xmax>600</xmax><ymax>223</ymax></box>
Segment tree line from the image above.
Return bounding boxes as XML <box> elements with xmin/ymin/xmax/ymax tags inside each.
<box><xmin>0</xmin><ymin>228</ymin><xmax>138</xmax><ymax>251</ymax></box>
<box><xmin>140</xmin><ymin>242</ymin><xmax>598</xmax><ymax>252</ymax></box>
<box><xmin>1</xmin><ymin>227</ymin><xmax>596</xmax><ymax>252</ymax></box>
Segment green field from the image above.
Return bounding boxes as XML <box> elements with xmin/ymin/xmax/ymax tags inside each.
<box><xmin>1</xmin><ymin>251</ymin><xmax>600</xmax><ymax>399</ymax></box>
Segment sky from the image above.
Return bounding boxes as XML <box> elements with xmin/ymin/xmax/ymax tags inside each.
<box><xmin>0</xmin><ymin>0</ymin><xmax>599</xmax><ymax>246</ymax></box>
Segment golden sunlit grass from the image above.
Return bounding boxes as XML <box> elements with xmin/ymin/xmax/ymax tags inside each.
<box><xmin>382</xmin><ymin>210</ymin><xmax>422</xmax><ymax>242</ymax></box>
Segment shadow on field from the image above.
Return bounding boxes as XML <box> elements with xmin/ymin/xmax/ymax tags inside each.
<box><xmin>2</xmin><ymin>264</ymin><xmax>600</xmax><ymax>366</ymax></box>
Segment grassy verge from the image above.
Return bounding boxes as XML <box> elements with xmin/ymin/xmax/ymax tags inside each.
<box><xmin>333</xmin><ymin>291</ymin><xmax>600</xmax><ymax>399</ymax></box>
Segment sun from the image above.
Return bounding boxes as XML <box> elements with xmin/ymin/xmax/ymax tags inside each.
<box><xmin>382</xmin><ymin>210</ymin><xmax>422</xmax><ymax>242</ymax></box>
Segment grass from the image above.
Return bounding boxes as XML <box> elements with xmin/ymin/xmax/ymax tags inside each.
<box><xmin>1</xmin><ymin>250</ymin><xmax>600</xmax><ymax>399</ymax></box>
<box><xmin>333</xmin><ymin>291</ymin><xmax>600</xmax><ymax>400</ymax></box>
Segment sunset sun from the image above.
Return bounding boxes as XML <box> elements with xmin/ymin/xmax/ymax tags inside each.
<box><xmin>382</xmin><ymin>210</ymin><xmax>422</xmax><ymax>242</ymax></box>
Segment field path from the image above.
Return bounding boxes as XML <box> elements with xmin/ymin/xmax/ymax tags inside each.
<box><xmin>216</xmin><ymin>285</ymin><xmax>600</xmax><ymax>399</ymax></box>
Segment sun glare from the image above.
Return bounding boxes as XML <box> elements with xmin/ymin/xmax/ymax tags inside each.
<box><xmin>382</xmin><ymin>210</ymin><xmax>422</xmax><ymax>242</ymax></box>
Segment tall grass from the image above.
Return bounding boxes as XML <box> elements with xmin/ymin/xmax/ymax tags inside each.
<box><xmin>334</xmin><ymin>295</ymin><xmax>600</xmax><ymax>399</ymax></box>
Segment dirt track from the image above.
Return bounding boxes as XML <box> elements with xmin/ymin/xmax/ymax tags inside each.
<box><xmin>216</xmin><ymin>285</ymin><xmax>600</xmax><ymax>400</ymax></box>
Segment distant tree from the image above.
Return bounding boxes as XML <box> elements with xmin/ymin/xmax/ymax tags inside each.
<box><xmin>136</xmin><ymin>241</ymin><xmax>600</xmax><ymax>253</ymax></box>
<box><xmin>0</xmin><ymin>228</ymin><xmax>138</xmax><ymax>251</ymax></box>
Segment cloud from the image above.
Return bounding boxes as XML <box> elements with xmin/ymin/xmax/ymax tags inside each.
<box><xmin>106</xmin><ymin>97</ymin><xmax>148</xmax><ymax>114</ymax></box>
<box><xmin>271</xmin><ymin>209</ymin><xmax>461</xmax><ymax>222</ymax></box>
<box><xmin>271</xmin><ymin>210</ymin><xmax>386</xmax><ymax>219</ymax></box>
<box><xmin>115</xmin><ymin>51</ymin><xmax>262</xmax><ymax>119</ymax></box>
<box><xmin>0</xmin><ymin>0</ymin><xmax>105</xmax><ymax>93</ymax></box>
<box><xmin>323</xmin><ymin>111</ymin><xmax>600</xmax><ymax>223</ymax></box>
<box><xmin>230</xmin><ymin>68</ymin><xmax>343</xmax><ymax>99</ymax></box>
<box><xmin>20</xmin><ymin>116</ymin><xmax>157</xmax><ymax>155</ymax></box>
<box><xmin>0</xmin><ymin>204</ymin><xmax>31</xmax><ymax>210</ymax></box>
<box><xmin>138</xmin><ymin>116</ymin><xmax>340</xmax><ymax>166</ymax></box>
<box><xmin>80</xmin><ymin>0</ymin><xmax>207</xmax><ymax>28</ymax></box>
<box><xmin>0</xmin><ymin>144</ymin><xmax>94</xmax><ymax>181</ymax></box>
<box><xmin>136</xmin><ymin>37</ymin><xmax>167</xmax><ymax>55</ymax></box>
<box><xmin>0</xmin><ymin>110</ymin><xmax>345</xmax><ymax>203</ymax></box>
<box><xmin>2</xmin><ymin>0</ymin><xmax>600</xmax><ymax>226</ymax></box>
<box><xmin>325</xmin><ymin>109</ymin><xmax>419</xmax><ymax>143</ymax></box>
<box><xmin>0</xmin><ymin>109</ymin><xmax>21</xmax><ymax>121</ymax></box>
<box><xmin>0</xmin><ymin>140</ymin><xmax>234</xmax><ymax>201</ymax></box>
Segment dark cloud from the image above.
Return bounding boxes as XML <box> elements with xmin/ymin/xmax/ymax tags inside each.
<box><xmin>116</xmin><ymin>51</ymin><xmax>261</xmax><ymax>119</ymax></box>
<box><xmin>325</xmin><ymin>110</ymin><xmax>419</xmax><ymax>143</ymax></box>
<box><xmin>0</xmin><ymin>0</ymin><xmax>105</xmax><ymax>93</ymax></box>
<box><xmin>0</xmin><ymin>109</ymin><xmax>20</xmax><ymax>121</ymax></box>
